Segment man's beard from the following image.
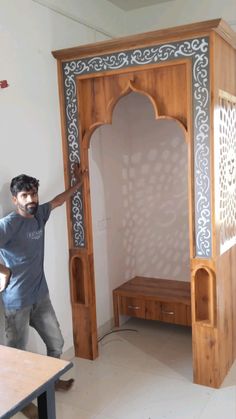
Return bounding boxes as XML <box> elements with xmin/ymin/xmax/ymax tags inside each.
<box><xmin>26</xmin><ymin>203</ymin><xmax>38</xmax><ymax>215</ymax></box>
<box><xmin>19</xmin><ymin>203</ymin><xmax>38</xmax><ymax>215</ymax></box>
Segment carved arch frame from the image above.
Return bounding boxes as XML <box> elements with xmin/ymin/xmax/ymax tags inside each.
<box><xmin>56</xmin><ymin>36</ymin><xmax>212</xmax><ymax>361</ymax></box>
<box><xmin>63</xmin><ymin>37</ymin><xmax>211</xmax><ymax>258</ymax></box>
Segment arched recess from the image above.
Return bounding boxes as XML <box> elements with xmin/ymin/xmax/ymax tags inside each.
<box><xmin>89</xmin><ymin>91</ymin><xmax>190</xmax><ymax>332</ymax></box>
<box><xmin>69</xmin><ymin>63</ymin><xmax>192</xmax><ymax>361</ymax></box>
<box><xmin>84</xmin><ymin>84</ymin><xmax>188</xmax><ymax>148</ymax></box>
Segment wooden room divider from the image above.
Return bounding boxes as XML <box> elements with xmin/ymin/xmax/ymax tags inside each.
<box><xmin>52</xmin><ymin>19</ymin><xmax>236</xmax><ymax>388</ymax></box>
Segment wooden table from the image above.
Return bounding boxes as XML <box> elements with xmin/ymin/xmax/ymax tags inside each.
<box><xmin>0</xmin><ymin>345</ymin><xmax>73</xmax><ymax>419</ymax></box>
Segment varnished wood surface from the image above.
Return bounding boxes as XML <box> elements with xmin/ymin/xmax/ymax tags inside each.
<box><xmin>113</xmin><ymin>277</ymin><xmax>191</xmax><ymax>305</ymax></box>
<box><xmin>213</xmin><ymin>245</ymin><xmax>236</xmax><ymax>386</ymax></box>
<box><xmin>52</xmin><ymin>19</ymin><xmax>236</xmax><ymax>61</ymax></box>
<box><xmin>0</xmin><ymin>345</ymin><xmax>72</xmax><ymax>418</ymax></box>
<box><xmin>192</xmin><ymin>326</ymin><xmax>219</xmax><ymax>387</ymax></box>
<box><xmin>113</xmin><ymin>277</ymin><xmax>191</xmax><ymax>328</ymax></box>
<box><xmin>67</xmin><ymin>49</ymin><xmax>190</xmax><ymax>362</ymax></box>
<box><xmin>53</xmin><ymin>18</ymin><xmax>236</xmax><ymax>388</ymax></box>
<box><xmin>145</xmin><ymin>299</ymin><xmax>191</xmax><ymax>326</ymax></box>
<box><xmin>78</xmin><ymin>63</ymin><xmax>188</xmax><ymax>147</ymax></box>
<box><xmin>192</xmin><ymin>267</ymin><xmax>216</xmax><ymax>326</ymax></box>
<box><xmin>190</xmin><ymin>30</ymin><xmax>236</xmax><ymax>388</ymax></box>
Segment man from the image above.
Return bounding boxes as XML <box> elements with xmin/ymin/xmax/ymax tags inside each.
<box><xmin>0</xmin><ymin>165</ymin><xmax>85</xmax><ymax>418</ymax></box>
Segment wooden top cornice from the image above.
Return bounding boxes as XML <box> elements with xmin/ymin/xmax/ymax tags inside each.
<box><xmin>52</xmin><ymin>18</ymin><xmax>236</xmax><ymax>61</ymax></box>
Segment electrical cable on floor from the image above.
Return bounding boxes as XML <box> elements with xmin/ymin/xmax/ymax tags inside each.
<box><xmin>98</xmin><ymin>328</ymin><xmax>138</xmax><ymax>343</ymax></box>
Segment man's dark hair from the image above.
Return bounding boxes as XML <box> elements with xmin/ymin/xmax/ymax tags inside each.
<box><xmin>10</xmin><ymin>174</ymin><xmax>40</xmax><ymax>197</ymax></box>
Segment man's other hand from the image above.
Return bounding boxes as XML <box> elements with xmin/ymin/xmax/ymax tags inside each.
<box><xmin>0</xmin><ymin>267</ymin><xmax>11</xmax><ymax>292</ymax></box>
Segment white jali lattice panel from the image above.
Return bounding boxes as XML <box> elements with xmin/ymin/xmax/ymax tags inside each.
<box><xmin>218</xmin><ymin>91</ymin><xmax>236</xmax><ymax>254</ymax></box>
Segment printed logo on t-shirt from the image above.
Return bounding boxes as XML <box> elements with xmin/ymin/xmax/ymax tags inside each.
<box><xmin>27</xmin><ymin>229</ymin><xmax>43</xmax><ymax>240</ymax></box>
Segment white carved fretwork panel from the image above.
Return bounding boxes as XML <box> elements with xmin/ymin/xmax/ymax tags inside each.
<box><xmin>218</xmin><ymin>91</ymin><xmax>236</xmax><ymax>254</ymax></box>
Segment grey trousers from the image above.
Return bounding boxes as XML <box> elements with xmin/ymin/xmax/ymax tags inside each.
<box><xmin>4</xmin><ymin>294</ymin><xmax>64</xmax><ymax>358</ymax></box>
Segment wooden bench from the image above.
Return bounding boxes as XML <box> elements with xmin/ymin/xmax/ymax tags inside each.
<box><xmin>113</xmin><ymin>276</ymin><xmax>191</xmax><ymax>327</ymax></box>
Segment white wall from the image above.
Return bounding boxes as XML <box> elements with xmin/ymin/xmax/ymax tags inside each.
<box><xmin>0</xmin><ymin>0</ymin><xmax>124</xmax><ymax>355</ymax></box>
<box><xmin>33</xmin><ymin>0</ymin><xmax>126</xmax><ymax>38</ymax></box>
<box><xmin>124</xmin><ymin>0</ymin><xmax>236</xmax><ymax>35</ymax></box>
<box><xmin>89</xmin><ymin>105</ymin><xmax>131</xmax><ymax>329</ymax></box>
<box><xmin>89</xmin><ymin>93</ymin><xmax>190</xmax><ymax>329</ymax></box>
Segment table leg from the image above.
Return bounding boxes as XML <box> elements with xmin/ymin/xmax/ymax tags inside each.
<box><xmin>37</xmin><ymin>383</ymin><xmax>56</xmax><ymax>419</ymax></box>
<box><xmin>113</xmin><ymin>292</ymin><xmax>120</xmax><ymax>327</ymax></box>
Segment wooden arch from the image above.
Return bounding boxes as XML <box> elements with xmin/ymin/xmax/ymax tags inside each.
<box><xmin>53</xmin><ymin>19</ymin><xmax>236</xmax><ymax>388</ymax></box>
<box><xmin>64</xmin><ymin>60</ymin><xmax>193</xmax><ymax>362</ymax></box>
<box><xmin>78</xmin><ymin>63</ymin><xmax>189</xmax><ymax>149</ymax></box>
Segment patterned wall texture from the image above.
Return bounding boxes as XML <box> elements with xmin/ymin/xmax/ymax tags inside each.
<box><xmin>218</xmin><ymin>90</ymin><xmax>236</xmax><ymax>254</ymax></box>
<box><xmin>89</xmin><ymin>95</ymin><xmax>190</xmax><ymax>311</ymax></box>
<box><xmin>62</xmin><ymin>36</ymin><xmax>212</xmax><ymax>258</ymax></box>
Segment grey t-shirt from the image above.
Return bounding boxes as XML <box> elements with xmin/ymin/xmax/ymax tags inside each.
<box><xmin>0</xmin><ymin>203</ymin><xmax>51</xmax><ymax>309</ymax></box>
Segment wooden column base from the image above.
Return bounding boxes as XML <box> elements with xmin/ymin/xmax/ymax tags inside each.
<box><xmin>72</xmin><ymin>304</ymin><xmax>98</xmax><ymax>360</ymax></box>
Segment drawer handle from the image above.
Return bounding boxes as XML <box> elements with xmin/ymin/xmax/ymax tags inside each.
<box><xmin>128</xmin><ymin>305</ymin><xmax>140</xmax><ymax>310</ymax></box>
<box><xmin>161</xmin><ymin>310</ymin><xmax>175</xmax><ymax>315</ymax></box>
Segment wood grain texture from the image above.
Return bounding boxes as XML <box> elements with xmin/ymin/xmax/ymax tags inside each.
<box><xmin>213</xmin><ymin>31</ymin><xmax>236</xmax><ymax>385</ymax></box>
<box><xmin>191</xmin><ymin>31</ymin><xmax>236</xmax><ymax>388</ymax></box>
<box><xmin>53</xmin><ymin>19</ymin><xmax>236</xmax><ymax>388</ymax></box>
<box><xmin>113</xmin><ymin>277</ymin><xmax>191</xmax><ymax>328</ymax></box>
<box><xmin>77</xmin><ymin>63</ymin><xmax>188</xmax><ymax>148</ymax></box>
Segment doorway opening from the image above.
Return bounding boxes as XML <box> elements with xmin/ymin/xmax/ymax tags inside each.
<box><xmin>88</xmin><ymin>92</ymin><xmax>190</xmax><ymax>336</ymax></box>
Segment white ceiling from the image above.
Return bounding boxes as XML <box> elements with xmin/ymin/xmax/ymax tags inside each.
<box><xmin>106</xmin><ymin>0</ymin><xmax>174</xmax><ymax>11</ymax></box>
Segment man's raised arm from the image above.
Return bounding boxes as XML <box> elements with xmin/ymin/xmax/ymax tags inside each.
<box><xmin>50</xmin><ymin>164</ymin><xmax>87</xmax><ymax>210</ymax></box>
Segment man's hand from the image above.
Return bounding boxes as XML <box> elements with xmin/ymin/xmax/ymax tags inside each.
<box><xmin>73</xmin><ymin>163</ymin><xmax>87</xmax><ymax>185</ymax></box>
<box><xmin>50</xmin><ymin>163</ymin><xmax>88</xmax><ymax>210</ymax></box>
<box><xmin>0</xmin><ymin>267</ymin><xmax>11</xmax><ymax>292</ymax></box>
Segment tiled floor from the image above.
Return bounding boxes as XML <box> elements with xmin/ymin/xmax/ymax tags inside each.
<box><xmin>13</xmin><ymin>318</ymin><xmax>236</xmax><ymax>418</ymax></box>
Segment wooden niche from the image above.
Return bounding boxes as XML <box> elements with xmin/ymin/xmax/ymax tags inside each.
<box><xmin>52</xmin><ymin>19</ymin><xmax>236</xmax><ymax>388</ymax></box>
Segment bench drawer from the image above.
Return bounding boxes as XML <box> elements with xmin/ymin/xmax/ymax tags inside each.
<box><xmin>119</xmin><ymin>296</ymin><xmax>145</xmax><ymax>318</ymax></box>
<box><xmin>146</xmin><ymin>300</ymin><xmax>191</xmax><ymax>326</ymax></box>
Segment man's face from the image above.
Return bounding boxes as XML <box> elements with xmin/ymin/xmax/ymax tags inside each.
<box><xmin>13</xmin><ymin>189</ymin><xmax>39</xmax><ymax>217</ymax></box>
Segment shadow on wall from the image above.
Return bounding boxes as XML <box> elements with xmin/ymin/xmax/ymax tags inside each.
<box><xmin>0</xmin><ymin>182</ymin><xmax>13</xmax><ymax>218</ymax></box>
<box><xmin>89</xmin><ymin>92</ymin><xmax>190</xmax><ymax>328</ymax></box>
<box><xmin>121</xmin><ymin>124</ymin><xmax>189</xmax><ymax>280</ymax></box>
<box><xmin>0</xmin><ymin>182</ymin><xmax>12</xmax><ymax>344</ymax></box>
